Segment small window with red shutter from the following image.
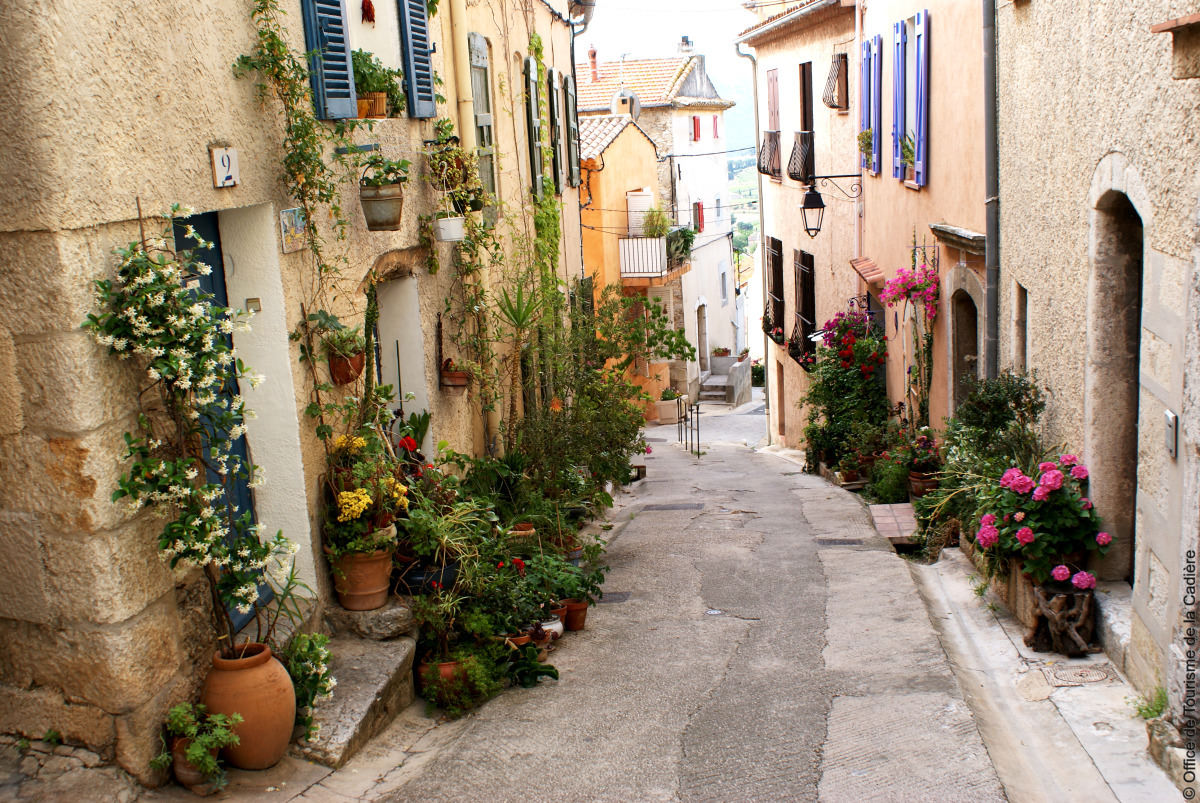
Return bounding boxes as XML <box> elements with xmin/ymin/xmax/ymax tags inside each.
<box><xmin>692</xmin><ymin>115</ymin><xmax>701</xmax><ymax>141</ymax></box>
<box><xmin>713</xmin><ymin>115</ymin><xmax>719</xmax><ymax>138</ymax></box>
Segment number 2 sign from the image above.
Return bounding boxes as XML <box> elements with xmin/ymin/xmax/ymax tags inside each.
<box><xmin>210</xmin><ymin>147</ymin><xmax>240</xmax><ymax>188</ymax></box>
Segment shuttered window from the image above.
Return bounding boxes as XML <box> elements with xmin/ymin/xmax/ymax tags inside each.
<box><xmin>892</xmin><ymin>20</ymin><xmax>907</xmax><ymax>179</ymax></box>
<box><xmin>913</xmin><ymin>10</ymin><xmax>930</xmax><ymax>186</ymax></box>
<box><xmin>301</xmin><ymin>0</ymin><xmax>356</xmax><ymax>119</ymax></box>
<box><xmin>563</xmin><ymin>74</ymin><xmax>581</xmax><ymax>187</ymax></box>
<box><xmin>766</xmin><ymin>69</ymin><xmax>780</xmax><ymax>130</ymax></box>
<box><xmin>524</xmin><ymin>56</ymin><xmax>543</xmax><ymax>196</ymax></box>
<box><xmin>398</xmin><ymin>0</ymin><xmax>436</xmax><ymax>118</ymax></box>
<box><xmin>795</xmin><ymin>250</ymin><xmax>816</xmax><ymax>362</ymax></box>
<box><xmin>713</xmin><ymin>115</ymin><xmax>719</xmax><ymax>138</ymax></box>
<box><xmin>871</xmin><ymin>34</ymin><xmax>882</xmax><ymax>174</ymax></box>
<box><xmin>468</xmin><ymin>33</ymin><xmax>496</xmax><ymax>197</ymax></box>
<box><xmin>893</xmin><ymin>11</ymin><xmax>929</xmax><ymax>186</ymax></box>
<box><xmin>692</xmin><ymin>115</ymin><xmax>701</xmax><ymax>141</ymax></box>
<box><xmin>693</xmin><ymin>202</ymin><xmax>705</xmax><ymax>233</ymax></box>
<box><xmin>548</xmin><ymin>68</ymin><xmax>564</xmax><ymax>194</ymax></box>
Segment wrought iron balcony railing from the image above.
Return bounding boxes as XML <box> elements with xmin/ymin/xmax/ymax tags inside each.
<box><xmin>787</xmin><ymin>131</ymin><xmax>815</xmax><ymax>184</ymax></box>
<box><xmin>757</xmin><ymin>130</ymin><xmax>781</xmax><ymax>178</ymax></box>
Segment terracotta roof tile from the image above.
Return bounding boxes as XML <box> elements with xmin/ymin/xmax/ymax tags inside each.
<box><xmin>578</xmin><ymin>114</ymin><xmax>657</xmax><ymax>161</ymax></box>
<box><xmin>574</xmin><ymin>57</ymin><xmax>692</xmax><ymax>111</ymax></box>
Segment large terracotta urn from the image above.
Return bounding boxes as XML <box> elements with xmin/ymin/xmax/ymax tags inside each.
<box><xmin>201</xmin><ymin>643</ymin><xmax>295</xmax><ymax>770</ymax></box>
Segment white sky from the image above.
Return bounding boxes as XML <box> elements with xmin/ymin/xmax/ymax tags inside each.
<box><xmin>581</xmin><ymin>0</ymin><xmax>761</xmax><ymax>150</ymax></box>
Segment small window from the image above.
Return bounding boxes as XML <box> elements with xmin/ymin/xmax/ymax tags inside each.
<box><xmin>548</xmin><ymin>68</ymin><xmax>564</xmax><ymax>194</ymax></box>
<box><xmin>692</xmin><ymin>201</ymin><xmax>705</xmax><ymax>233</ymax></box>
<box><xmin>720</xmin><ymin>265</ymin><xmax>729</xmax><ymax>303</ymax></box>
<box><xmin>794</xmin><ymin>249</ymin><xmax>816</xmax><ymax>366</ymax></box>
<box><xmin>713</xmin><ymin>115</ymin><xmax>719</xmax><ymax>138</ymax></box>
<box><xmin>1014</xmin><ymin>282</ymin><xmax>1028</xmax><ymax>371</ymax></box>
<box><xmin>524</xmin><ymin>56</ymin><xmax>543</xmax><ymax>196</ymax></box>
<box><xmin>892</xmin><ymin>10</ymin><xmax>929</xmax><ymax>185</ymax></box>
<box><xmin>799</xmin><ymin>61</ymin><xmax>813</xmax><ymax>132</ymax></box>
<box><xmin>861</xmin><ymin>36</ymin><xmax>882</xmax><ymax>174</ymax></box>
<box><xmin>692</xmin><ymin>115</ymin><xmax>701</xmax><ymax>142</ymax></box>
<box><xmin>469</xmin><ymin>34</ymin><xmax>496</xmax><ymax>197</ymax></box>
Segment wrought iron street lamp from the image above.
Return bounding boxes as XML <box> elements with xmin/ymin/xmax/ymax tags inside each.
<box><xmin>796</xmin><ymin>174</ymin><xmax>863</xmax><ymax>238</ymax></box>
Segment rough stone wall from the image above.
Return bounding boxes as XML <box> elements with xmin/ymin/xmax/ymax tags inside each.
<box><xmin>0</xmin><ymin>0</ymin><xmax>581</xmax><ymax>782</ymax></box>
<box><xmin>996</xmin><ymin>0</ymin><xmax>1200</xmax><ymax>705</ymax></box>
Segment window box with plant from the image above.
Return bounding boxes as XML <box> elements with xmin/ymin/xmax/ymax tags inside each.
<box><xmin>359</xmin><ymin>154</ymin><xmax>411</xmax><ymax>231</ymax></box>
<box><xmin>440</xmin><ymin>357</ymin><xmax>470</xmax><ymax>390</ymax></box>
<box><xmin>352</xmin><ymin>49</ymin><xmax>404</xmax><ymax>118</ymax></box>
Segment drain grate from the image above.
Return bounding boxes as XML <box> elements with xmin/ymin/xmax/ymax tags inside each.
<box><xmin>1041</xmin><ymin>662</ymin><xmax>1118</xmax><ymax>687</ymax></box>
<box><xmin>815</xmin><ymin>537</ymin><xmax>863</xmax><ymax>546</ymax></box>
<box><xmin>598</xmin><ymin>591</ymin><xmax>631</xmax><ymax>604</ymax></box>
<box><xmin>643</xmin><ymin>503</ymin><xmax>704</xmax><ymax>511</ymax></box>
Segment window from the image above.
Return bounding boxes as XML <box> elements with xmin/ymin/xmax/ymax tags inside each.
<box><xmin>713</xmin><ymin>115</ymin><xmax>719</xmax><ymax>138</ymax></box>
<box><xmin>548</xmin><ymin>68</ymin><xmax>564</xmax><ymax>194</ymax></box>
<box><xmin>765</xmin><ymin>237</ymin><xmax>785</xmax><ymax>336</ymax></box>
<box><xmin>398</xmin><ymin>0</ymin><xmax>436</xmax><ymax>118</ymax></box>
<box><xmin>301</xmin><ymin>0</ymin><xmax>356</xmax><ymax>119</ymax></box>
<box><xmin>563</xmin><ymin>74</ymin><xmax>581</xmax><ymax>187</ymax></box>
<box><xmin>692</xmin><ymin>201</ymin><xmax>705</xmax><ymax>233</ymax></box>
<box><xmin>524</xmin><ymin>56</ymin><xmax>543</xmax><ymax>196</ymax></box>
<box><xmin>892</xmin><ymin>10</ymin><xmax>929</xmax><ymax>185</ymax></box>
<box><xmin>1014</xmin><ymin>282</ymin><xmax>1028</xmax><ymax>371</ymax></box>
<box><xmin>468</xmin><ymin>34</ymin><xmax>496</xmax><ymax>197</ymax></box>
<box><xmin>794</xmin><ymin>250</ymin><xmax>816</xmax><ymax>366</ymax></box>
<box><xmin>760</xmin><ymin>68</ymin><xmax>782</xmax><ymax>180</ymax></box>
<box><xmin>720</xmin><ymin>264</ymin><xmax>729</xmax><ymax>303</ymax></box>
<box><xmin>860</xmin><ymin>35</ymin><xmax>883</xmax><ymax>174</ymax></box>
<box><xmin>692</xmin><ymin>115</ymin><xmax>701</xmax><ymax>142</ymax></box>
<box><xmin>823</xmin><ymin>52</ymin><xmax>849</xmax><ymax>110</ymax></box>
<box><xmin>799</xmin><ymin>61</ymin><xmax>814</xmax><ymax>132</ymax></box>
<box><xmin>795</xmin><ymin>61</ymin><xmax>815</xmax><ymax>183</ymax></box>
<box><xmin>715</xmin><ymin>196</ymin><xmax>722</xmax><ymax>221</ymax></box>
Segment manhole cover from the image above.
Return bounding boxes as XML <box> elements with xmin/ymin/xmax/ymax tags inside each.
<box><xmin>815</xmin><ymin>537</ymin><xmax>863</xmax><ymax>546</ymax></box>
<box><xmin>598</xmin><ymin>591</ymin><xmax>631</xmax><ymax>604</ymax></box>
<box><xmin>1041</xmin><ymin>663</ymin><xmax>1118</xmax><ymax>687</ymax></box>
<box><xmin>643</xmin><ymin>503</ymin><xmax>704</xmax><ymax>511</ymax></box>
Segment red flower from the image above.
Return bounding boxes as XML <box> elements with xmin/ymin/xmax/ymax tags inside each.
<box><xmin>870</xmin><ymin>351</ymin><xmax>878</xmax><ymax>360</ymax></box>
<box><xmin>430</xmin><ymin>580</ymin><xmax>441</xmax><ymax>590</ymax></box>
<box><xmin>513</xmin><ymin>557</ymin><xmax>526</xmax><ymax>576</ymax></box>
<box><xmin>840</xmin><ymin>360</ymin><xmax>852</xmax><ymax>369</ymax></box>
<box><xmin>882</xmin><ymin>335</ymin><xmax>888</xmax><ymax>341</ymax></box>
<box><xmin>497</xmin><ymin>561</ymin><xmax>505</xmax><ymax>569</ymax></box>
<box><xmin>398</xmin><ymin>436</ymin><xmax>418</xmax><ymax>451</ymax></box>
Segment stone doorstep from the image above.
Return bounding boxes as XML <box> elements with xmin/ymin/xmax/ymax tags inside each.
<box><xmin>295</xmin><ymin>635</ymin><xmax>416</xmax><ymax>769</ymax></box>
<box><xmin>869</xmin><ymin>503</ymin><xmax>917</xmax><ymax>547</ymax></box>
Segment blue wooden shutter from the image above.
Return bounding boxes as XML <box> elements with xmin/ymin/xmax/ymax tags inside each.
<box><xmin>525</xmin><ymin>56</ymin><xmax>543</xmax><ymax>196</ymax></box>
<box><xmin>860</xmin><ymin>40</ymin><xmax>870</xmax><ymax>170</ymax></box>
<box><xmin>871</xmin><ymin>35</ymin><xmax>882</xmax><ymax>175</ymax></box>
<box><xmin>398</xmin><ymin>0</ymin><xmax>436</xmax><ymax>118</ymax></box>
<box><xmin>301</xmin><ymin>0</ymin><xmax>357</xmax><ymax>119</ymax></box>
<box><xmin>914</xmin><ymin>9</ymin><xmax>930</xmax><ymax>187</ymax></box>
<box><xmin>564</xmin><ymin>74</ymin><xmax>581</xmax><ymax>187</ymax></box>
<box><xmin>892</xmin><ymin>21</ymin><xmax>906</xmax><ymax>179</ymax></box>
<box><xmin>548</xmin><ymin>68</ymin><xmax>563</xmax><ymax>194</ymax></box>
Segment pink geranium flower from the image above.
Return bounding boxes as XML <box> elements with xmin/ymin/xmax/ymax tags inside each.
<box><xmin>1038</xmin><ymin>462</ymin><xmax>1058</xmax><ymax>473</ymax></box>
<box><xmin>980</xmin><ymin>513</ymin><xmax>996</xmax><ymax>526</ymax></box>
<box><xmin>1016</xmin><ymin>526</ymin><xmax>1035</xmax><ymax>545</ymax></box>
<box><xmin>1014</xmin><ymin>511</ymin><xmax>1026</xmax><ymax>522</ymax></box>
<box><xmin>1081</xmin><ymin>497</ymin><xmax>1093</xmax><ymax>510</ymax></box>
<box><xmin>1040</xmin><ymin>469</ymin><xmax>1064</xmax><ymax>491</ymax></box>
<box><xmin>1010</xmin><ymin>474</ymin><xmax>1035</xmax><ymax>494</ymax></box>
<box><xmin>1032</xmin><ymin>486</ymin><xmax>1050</xmax><ymax>502</ymax></box>
<box><xmin>1000</xmin><ymin>468</ymin><xmax>1023</xmax><ymax>489</ymax></box>
<box><xmin>1059</xmin><ymin>454</ymin><xmax>1078</xmax><ymax>466</ymax></box>
<box><xmin>1096</xmin><ymin>531</ymin><xmax>1112</xmax><ymax>546</ymax></box>
<box><xmin>1072</xmin><ymin>571</ymin><xmax>1097</xmax><ymax>590</ymax></box>
<box><xmin>1051</xmin><ymin>565</ymin><xmax>1071</xmax><ymax>582</ymax></box>
<box><xmin>1070</xmin><ymin>465</ymin><xmax>1089</xmax><ymax>480</ymax></box>
<box><xmin>976</xmin><ymin>524</ymin><xmax>999</xmax><ymax>549</ymax></box>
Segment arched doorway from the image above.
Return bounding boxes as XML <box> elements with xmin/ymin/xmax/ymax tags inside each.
<box><xmin>951</xmin><ymin>290</ymin><xmax>979</xmax><ymax>411</ymax></box>
<box><xmin>1085</xmin><ymin>190</ymin><xmax>1143</xmax><ymax>582</ymax></box>
<box><xmin>696</xmin><ymin>304</ymin><xmax>709</xmax><ymax>372</ymax></box>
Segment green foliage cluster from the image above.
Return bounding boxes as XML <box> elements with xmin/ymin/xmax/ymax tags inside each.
<box><xmin>351</xmin><ymin>48</ymin><xmax>405</xmax><ymax>114</ymax></box>
<box><xmin>641</xmin><ymin>206</ymin><xmax>671</xmax><ymax>238</ymax></box>
<box><xmin>150</xmin><ymin>703</ymin><xmax>242</xmax><ymax>787</ymax></box>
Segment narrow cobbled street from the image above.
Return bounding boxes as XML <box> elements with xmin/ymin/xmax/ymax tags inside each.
<box><xmin>366</xmin><ymin>400</ymin><xmax>1003</xmax><ymax>802</ymax></box>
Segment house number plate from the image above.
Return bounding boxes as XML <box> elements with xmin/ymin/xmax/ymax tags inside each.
<box><xmin>210</xmin><ymin>147</ymin><xmax>240</xmax><ymax>188</ymax></box>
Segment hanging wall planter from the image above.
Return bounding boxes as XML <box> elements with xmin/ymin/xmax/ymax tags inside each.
<box><xmin>360</xmin><ymin>184</ymin><xmax>405</xmax><ymax>231</ymax></box>
<box><xmin>432</xmin><ymin>215</ymin><xmax>466</xmax><ymax>242</ymax></box>
<box><xmin>328</xmin><ymin>351</ymin><xmax>365</xmax><ymax>385</ymax></box>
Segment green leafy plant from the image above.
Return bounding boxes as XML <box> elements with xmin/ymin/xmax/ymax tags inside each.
<box><xmin>660</xmin><ymin>387</ymin><xmax>682</xmax><ymax>401</ymax></box>
<box><xmin>1132</xmin><ymin>686</ymin><xmax>1168</xmax><ymax>720</ymax></box>
<box><xmin>666</xmin><ymin>226</ymin><xmax>696</xmax><ymax>268</ymax></box>
<box><xmin>322</xmin><ymin>325</ymin><xmax>366</xmax><ymax>358</ymax></box>
<box><xmin>351</xmin><ymin>48</ymin><xmax>405</xmax><ymax>113</ymax></box>
<box><xmin>280</xmin><ymin>633</ymin><xmax>336</xmax><ymax>740</ymax></box>
<box><xmin>360</xmin><ymin>154</ymin><xmax>411</xmax><ymax>187</ymax></box>
<box><xmin>150</xmin><ymin>703</ymin><xmax>242</xmax><ymax>787</ymax></box>
<box><xmin>507</xmin><ymin>643</ymin><xmax>559</xmax><ymax>688</ymax></box>
<box><xmin>42</xmin><ymin>730</ymin><xmax>61</xmax><ymax>747</ymax></box>
<box><xmin>858</xmin><ymin>128</ymin><xmax>873</xmax><ymax>159</ymax></box>
<box><xmin>865</xmin><ymin>455</ymin><xmax>909</xmax><ymax>504</ymax></box>
<box><xmin>641</xmin><ymin>205</ymin><xmax>670</xmax><ymax>238</ymax></box>
<box><xmin>419</xmin><ymin>646</ymin><xmax>505</xmax><ymax>718</ymax></box>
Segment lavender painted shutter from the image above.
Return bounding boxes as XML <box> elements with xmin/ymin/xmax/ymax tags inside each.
<box><xmin>860</xmin><ymin>40</ymin><xmax>870</xmax><ymax>170</ymax></box>
<box><xmin>914</xmin><ymin>9</ymin><xmax>930</xmax><ymax>187</ymax></box>
<box><xmin>872</xmin><ymin>35</ymin><xmax>882</xmax><ymax>175</ymax></box>
<box><xmin>892</xmin><ymin>21</ymin><xmax>905</xmax><ymax>179</ymax></box>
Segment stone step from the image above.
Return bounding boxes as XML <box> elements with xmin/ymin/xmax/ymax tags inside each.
<box><xmin>701</xmin><ymin>374</ymin><xmax>729</xmax><ymax>386</ymax></box>
<box><xmin>294</xmin><ymin>634</ymin><xmax>416</xmax><ymax>769</ymax></box>
<box><xmin>325</xmin><ymin>597</ymin><xmax>415</xmax><ymax>640</ymax></box>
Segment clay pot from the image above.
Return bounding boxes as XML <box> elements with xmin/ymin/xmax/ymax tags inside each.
<box><xmin>171</xmin><ymin>738</ymin><xmax>219</xmax><ymax>796</ymax></box>
<box><xmin>440</xmin><ymin>369</ymin><xmax>469</xmax><ymax>389</ymax></box>
<box><xmin>511</xmin><ymin>522</ymin><xmax>536</xmax><ymax>538</ymax></box>
<box><xmin>418</xmin><ymin>659</ymin><xmax>465</xmax><ymax>685</ymax></box>
<box><xmin>328</xmin><ymin>541</ymin><xmax>394</xmax><ymax>611</ymax></box>
<box><xmin>549</xmin><ymin>603</ymin><xmax>567</xmax><ymax>621</ymax></box>
<box><xmin>362</xmin><ymin>90</ymin><xmax>387</xmax><ymax>117</ymax></box>
<box><xmin>201</xmin><ymin>643</ymin><xmax>295</xmax><ymax>771</ymax></box>
<box><xmin>329</xmin><ymin>351</ymin><xmax>365</xmax><ymax>385</ymax></box>
<box><xmin>560</xmin><ymin>599</ymin><xmax>589</xmax><ymax>631</ymax></box>
<box><xmin>505</xmin><ymin>633</ymin><xmax>532</xmax><ymax>648</ymax></box>
<box><xmin>907</xmin><ymin>470</ymin><xmax>939</xmax><ymax>498</ymax></box>
<box><xmin>356</xmin><ymin>98</ymin><xmax>371</xmax><ymax>118</ymax></box>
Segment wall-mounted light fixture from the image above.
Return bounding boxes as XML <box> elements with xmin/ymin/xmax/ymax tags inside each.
<box><xmin>798</xmin><ymin>174</ymin><xmax>862</xmax><ymax>238</ymax></box>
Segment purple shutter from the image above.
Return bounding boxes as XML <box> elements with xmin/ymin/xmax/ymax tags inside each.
<box><xmin>860</xmin><ymin>40</ymin><xmax>870</xmax><ymax>170</ymax></box>
<box><xmin>892</xmin><ymin>21</ymin><xmax>905</xmax><ymax>179</ymax></box>
<box><xmin>871</xmin><ymin>35</ymin><xmax>882</xmax><ymax>174</ymax></box>
<box><xmin>914</xmin><ymin>10</ymin><xmax>930</xmax><ymax>186</ymax></box>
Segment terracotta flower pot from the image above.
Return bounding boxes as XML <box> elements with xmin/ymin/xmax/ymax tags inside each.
<box><xmin>171</xmin><ymin>737</ymin><xmax>219</xmax><ymax>796</ymax></box>
<box><xmin>560</xmin><ymin>598</ymin><xmax>589</xmax><ymax>631</ymax></box>
<box><xmin>440</xmin><ymin>369</ymin><xmax>469</xmax><ymax>390</ymax></box>
<box><xmin>418</xmin><ymin>659</ymin><xmax>465</xmax><ymax>685</ymax></box>
<box><xmin>505</xmin><ymin>633</ymin><xmax>532</xmax><ymax>648</ymax></box>
<box><xmin>907</xmin><ymin>470</ymin><xmax>939</xmax><ymax>498</ymax></box>
<box><xmin>201</xmin><ymin>644</ymin><xmax>295</xmax><ymax>771</ymax></box>
<box><xmin>328</xmin><ymin>542</ymin><xmax>394</xmax><ymax>611</ymax></box>
<box><xmin>356</xmin><ymin>98</ymin><xmax>371</xmax><ymax>118</ymax></box>
<box><xmin>511</xmin><ymin>522</ymin><xmax>536</xmax><ymax>538</ymax></box>
<box><xmin>549</xmin><ymin>603</ymin><xmax>567</xmax><ymax>621</ymax></box>
<box><xmin>329</xmin><ymin>351</ymin><xmax>365</xmax><ymax>385</ymax></box>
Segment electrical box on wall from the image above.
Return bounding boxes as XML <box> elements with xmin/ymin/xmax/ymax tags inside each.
<box><xmin>1165</xmin><ymin>409</ymin><xmax>1179</xmax><ymax>459</ymax></box>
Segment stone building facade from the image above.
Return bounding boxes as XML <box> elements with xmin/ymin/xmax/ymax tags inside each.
<box><xmin>0</xmin><ymin>0</ymin><xmax>581</xmax><ymax>781</ymax></box>
<box><xmin>995</xmin><ymin>0</ymin><xmax>1200</xmax><ymax>733</ymax></box>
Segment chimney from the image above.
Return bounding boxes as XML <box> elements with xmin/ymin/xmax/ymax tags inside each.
<box><xmin>678</xmin><ymin>35</ymin><xmax>694</xmax><ymax>55</ymax></box>
<box><xmin>589</xmin><ymin>46</ymin><xmax>598</xmax><ymax>82</ymax></box>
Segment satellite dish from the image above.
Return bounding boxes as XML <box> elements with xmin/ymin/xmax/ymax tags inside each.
<box><xmin>611</xmin><ymin>88</ymin><xmax>641</xmax><ymax>120</ymax></box>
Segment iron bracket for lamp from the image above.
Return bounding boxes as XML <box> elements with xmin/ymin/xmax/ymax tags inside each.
<box><xmin>809</xmin><ymin>173</ymin><xmax>862</xmax><ymax>199</ymax></box>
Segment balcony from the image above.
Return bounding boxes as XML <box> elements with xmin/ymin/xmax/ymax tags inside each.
<box><xmin>757</xmin><ymin>130</ymin><xmax>781</xmax><ymax>178</ymax></box>
<box><xmin>619</xmin><ymin>230</ymin><xmax>692</xmax><ymax>285</ymax></box>
<box><xmin>787</xmin><ymin>131</ymin><xmax>814</xmax><ymax>184</ymax></box>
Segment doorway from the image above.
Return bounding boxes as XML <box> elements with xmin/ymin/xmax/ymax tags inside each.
<box><xmin>951</xmin><ymin>290</ymin><xmax>979</xmax><ymax>411</ymax></box>
<box><xmin>1086</xmin><ymin>191</ymin><xmax>1143</xmax><ymax>582</ymax></box>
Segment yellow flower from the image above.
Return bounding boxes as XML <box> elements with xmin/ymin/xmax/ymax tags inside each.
<box><xmin>337</xmin><ymin>488</ymin><xmax>372</xmax><ymax>521</ymax></box>
<box><xmin>333</xmin><ymin>435</ymin><xmax>367</xmax><ymax>452</ymax></box>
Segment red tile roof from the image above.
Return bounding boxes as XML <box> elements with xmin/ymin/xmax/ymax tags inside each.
<box><xmin>575</xmin><ymin>57</ymin><xmax>693</xmax><ymax>112</ymax></box>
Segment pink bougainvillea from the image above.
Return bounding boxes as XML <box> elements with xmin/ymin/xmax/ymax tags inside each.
<box><xmin>1096</xmin><ymin>531</ymin><xmax>1112</xmax><ymax>546</ymax></box>
<box><xmin>879</xmin><ymin>263</ymin><xmax>941</xmax><ymax>321</ymax></box>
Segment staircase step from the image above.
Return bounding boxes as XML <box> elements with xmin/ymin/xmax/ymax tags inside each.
<box><xmin>702</xmin><ymin>374</ymin><xmax>730</xmax><ymax>386</ymax></box>
<box><xmin>325</xmin><ymin>597</ymin><xmax>415</xmax><ymax>640</ymax></box>
<box><xmin>295</xmin><ymin>634</ymin><xmax>416</xmax><ymax>768</ymax></box>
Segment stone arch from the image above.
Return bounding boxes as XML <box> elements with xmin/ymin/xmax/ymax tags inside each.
<box><xmin>1085</xmin><ymin>151</ymin><xmax>1151</xmax><ymax>582</ymax></box>
<box><xmin>943</xmin><ymin>263</ymin><xmax>986</xmax><ymax>412</ymax></box>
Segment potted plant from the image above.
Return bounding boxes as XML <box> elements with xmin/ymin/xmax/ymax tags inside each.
<box><xmin>836</xmin><ymin>454</ymin><xmax>861</xmax><ymax>484</ymax></box>
<box><xmin>425</xmin><ymin>118</ymin><xmax>486</xmax><ymax>240</ymax></box>
<box><xmin>323</xmin><ymin>325</ymin><xmax>367</xmax><ymax>385</ymax></box>
<box><xmin>738</xmin><ymin>347</ymin><xmax>750</xmax><ymax>363</ymax></box>
<box><xmin>970</xmin><ymin>455</ymin><xmax>1113</xmax><ymax>656</ymax></box>
<box><xmin>359</xmin><ymin>154</ymin><xmax>411</xmax><ymax>231</ymax></box>
<box><xmin>440</xmin><ymin>357</ymin><xmax>470</xmax><ymax>390</ymax></box>
<box><xmin>351</xmin><ymin>49</ymin><xmax>403</xmax><ymax>118</ymax></box>
<box><xmin>151</xmin><ymin>703</ymin><xmax>242</xmax><ymax>796</ymax></box>
<box><xmin>654</xmin><ymin>386</ymin><xmax>686</xmax><ymax>425</ymax></box>
<box><xmin>903</xmin><ymin>428</ymin><xmax>941</xmax><ymax>497</ymax></box>
<box><xmin>769</xmin><ymin>326</ymin><xmax>785</xmax><ymax>345</ymax></box>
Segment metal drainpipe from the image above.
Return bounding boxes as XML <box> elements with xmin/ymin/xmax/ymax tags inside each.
<box><xmin>447</xmin><ymin>0</ymin><xmax>476</xmax><ymax>152</ymax></box>
<box><xmin>735</xmin><ymin>41</ymin><xmax>768</xmax><ymax>418</ymax></box>
<box><xmin>983</xmin><ymin>0</ymin><xmax>999</xmax><ymax>379</ymax></box>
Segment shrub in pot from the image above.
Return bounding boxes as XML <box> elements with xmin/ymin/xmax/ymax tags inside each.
<box><xmin>359</xmin><ymin>154</ymin><xmax>411</xmax><ymax>231</ymax></box>
<box><xmin>151</xmin><ymin>703</ymin><xmax>241</xmax><ymax>795</ymax></box>
<box><xmin>351</xmin><ymin>48</ymin><xmax>403</xmax><ymax>117</ymax></box>
<box><xmin>323</xmin><ymin>325</ymin><xmax>367</xmax><ymax>385</ymax></box>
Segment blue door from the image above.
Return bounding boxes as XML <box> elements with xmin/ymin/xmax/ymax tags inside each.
<box><xmin>173</xmin><ymin>213</ymin><xmax>272</xmax><ymax>630</ymax></box>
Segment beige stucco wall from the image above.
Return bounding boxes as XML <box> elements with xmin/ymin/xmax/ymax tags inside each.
<box><xmin>747</xmin><ymin>8</ymin><xmax>864</xmax><ymax>447</ymax></box>
<box><xmin>996</xmin><ymin>0</ymin><xmax>1200</xmax><ymax>707</ymax></box>
<box><xmin>0</xmin><ymin>0</ymin><xmax>581</xmax><ymax>780</ymax></box>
